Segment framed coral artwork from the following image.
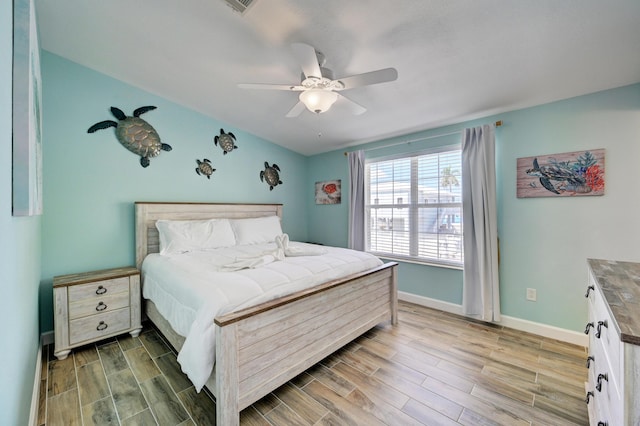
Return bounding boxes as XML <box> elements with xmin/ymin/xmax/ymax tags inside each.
<box><xmin>12</xmin><ymin>0</ymin><xmax>43</xmax><ymax>216</ymax></box>
<box><xmin>516</xmin><ymin>149</ymin><xmax>605</xmax><ymax>198</ymax></box>
<box><xmin>315</xmin><ymin>180</ymin><xmax>341</xmax><ymax>204</ymax></box>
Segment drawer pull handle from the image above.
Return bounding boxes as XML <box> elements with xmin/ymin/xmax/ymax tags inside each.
<box><xmin>586</xmin><ymin>355</ymin><xmax>594</xmax><ymax>368</ymax></box>
<box><xmin>585</xmin><ymin>391</ymin><xmax>594</xmax><ymax>404</ymax></box>
<box><xmin>584</xmin><ymin>322</ymin><xmax>594</xmax><ymax>334</ymax></box>
<box><xmin>96</xmin><ymin>321</ymin><xmax>108</xmax><ymax>331</ymax></box>
<box><xmin>585</xmin><ymin>285</ymin><xmax>594</xmax><ymax>297</ymax></box>
<box><xmin>96</xmin><ymin>302</ymin><xmax>107</xmax><ymax>311</ymax></box>
<box><xmin>595</xmin><ymin>320</ymin><xmax>608</xmax><ymax>338</ymax></box>
<box><xmin>96</xmin><ymin>285</ymin><xmax>107</xmax><ymax>295</ymax></box>
<box><xmin>597</xmin><ymin>422</ymin><xmax>608</xmax><ymax>426</ymax></box>
<box><xmin>596</xmin><ymin>373</ymin><xmax>608</xmax><ymax>392</ymax></box>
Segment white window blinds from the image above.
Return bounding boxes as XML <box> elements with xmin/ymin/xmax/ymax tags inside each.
<box><xmin>365</xmin><ymin>148</ymin><xmax>463</xmax><ymax>267</ymax></box>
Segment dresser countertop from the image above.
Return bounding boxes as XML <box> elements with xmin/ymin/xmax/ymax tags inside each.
<box><xmin>587</xmin><ymin>258</ymin><xmax>640</xmax><ymax>346</ymax></box>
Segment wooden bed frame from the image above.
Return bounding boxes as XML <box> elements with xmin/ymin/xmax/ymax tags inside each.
<box><xmin>135</xmin><ymin>202</ymin><xmax>398</xmax><ymax>425</ymax></box>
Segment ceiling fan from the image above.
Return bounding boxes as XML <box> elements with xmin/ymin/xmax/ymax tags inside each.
<box><xmin>238</xmin><ymin>43</ymin><xmax>398</xmax><ymax>117</ymax></box>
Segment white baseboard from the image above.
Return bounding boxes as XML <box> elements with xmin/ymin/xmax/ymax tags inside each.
<box><xmin>497</xmin><ymin>313</ymin><xmax>587</xmax><ymax>347</ymax></box>
<box><xmin>400</xmin><ymin>291</ymin><xmax>464</xmax><ymax>315</ymax></box>
<box><xmin>398</xmin><ymin>291</ymin><xmax>588</xmax><ymax>347</ymax></box>
<box><xmin>28</xmin><ymin>340</ymin><xmax>43</xmax><ymax>426</ymax></box>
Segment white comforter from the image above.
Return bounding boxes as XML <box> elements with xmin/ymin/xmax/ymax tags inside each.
<box><xmin>141</xmin><ymin>241</ymin><xmax>382</xmax><ymax>391</ymax></box>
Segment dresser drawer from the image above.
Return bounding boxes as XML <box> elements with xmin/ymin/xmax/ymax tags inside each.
<box><xmin>69</xmin><ymin>307</ymin><xmax>131</xmax><ymax>345</ymax></box>
<box><xmin>589</xmin><ymin>285</ymin><xmax>622</xmax><ymax>390</ymax></box>
<box><xmin>587</xmin><ymin>368</ymin><xmax>614</xmax><ymax>426</ymax></box>
<box><xmin>586</xmin><ymin>260</ymin><xmax>640</xmax><ymax>426</ymax></box>
<box><xmin>69</xmin><ymin>291</ymin><xmax>130</xmax><ymax>320</ymax></box>
<box><xmin>68</xmin><ymin>276</ymin><xmax>129</xmax><ymax>302</ymax></box>
<box><xmin>589</xmin><ymin>365</ymin><xmax>622</xmax><ymax>426</ymax></box>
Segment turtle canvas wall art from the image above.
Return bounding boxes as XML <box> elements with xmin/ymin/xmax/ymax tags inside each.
<box><xmin>516</xmin><ymin>149</ymin><xmax>605</xmax><ymax>198</ymax></box>
<box><xmin>87</xmin><ymin>106</ymin><xmax>172</xmax><ymax>168</ymax></box>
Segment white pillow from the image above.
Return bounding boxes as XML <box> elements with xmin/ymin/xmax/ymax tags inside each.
<box><xmin>230</xmin><ymin>216</ymin><xmax>283</xmax><ymax>245</ymax></box>
<box><xmin>156</xmin><ymin>218</ymin><xmax>236</xmax><ymax>255</ymax></box>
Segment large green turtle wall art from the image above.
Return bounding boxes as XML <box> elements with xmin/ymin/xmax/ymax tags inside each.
<box><xmin>88</xmin><ymin>106</ymin><xmax>172</xmax><ymax>168</ymax></box>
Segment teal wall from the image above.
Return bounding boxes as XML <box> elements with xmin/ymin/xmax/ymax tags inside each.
<box><xmin>0</xmin><ymin>1</ymin><xmax>43</xmax><ymax>424</ymax></box>
<box><xmin>39</xmin><ymin>52</ymin><xmax>309</xmax><ymax>332</ymax></box>
<box><xmin>307</xmin><ymin>83</ymin><xmax>640</xmax><ymax>332</ymax></box>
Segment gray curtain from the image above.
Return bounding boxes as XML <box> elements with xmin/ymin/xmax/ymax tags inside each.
<box><xmin>348</xmin><ymin>150</ymin><xmax>365</xmax><ymax>250</ymax></box>
<box><xmin>461</xmin><ymin>125</ymin><xmax>500</xmax><ymax>321</ymax></box>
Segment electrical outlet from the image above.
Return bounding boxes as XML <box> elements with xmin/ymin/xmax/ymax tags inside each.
<box><xmin>526</xmin><ymin>288</ymin><xmax>537</xmax><ymax>301</ymax></box>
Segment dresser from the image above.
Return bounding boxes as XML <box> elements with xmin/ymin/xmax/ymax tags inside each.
<box><xmin>585</xmin><ymin>259</ymin><xmax>640</xmax><ymax>426</ymax></box>
<box><xmin>53</xmin><ymin>267</ymin><xmax>142</xmax><ymax>360</ymax></box>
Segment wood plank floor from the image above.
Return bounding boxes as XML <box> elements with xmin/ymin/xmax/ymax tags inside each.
<box><xmin>39</xmin><ymin>301</ymin><xmax>589</xmax><ymax>425</ymax></box>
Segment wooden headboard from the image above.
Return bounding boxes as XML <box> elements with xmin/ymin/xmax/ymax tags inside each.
<box><xmin>135</xmin><ymin>202</ymin><xmax>283</xmax><ymax>269</ymax></box>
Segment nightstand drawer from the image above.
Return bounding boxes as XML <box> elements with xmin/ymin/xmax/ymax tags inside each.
<box><xmin>69</xmin><ymin>307</ymin><xmax>131</xmax><ymax>345</ymax></box>
<box><xmin>69</xmin><ymin>291</ymin><xmax>130</xmax><ymax>320</ymax></box>
<box><xmin>68</xmin><ymin>276</ymin><xmax>129</xmax><ymax>302</ymax></box>
<box><xmin>54</xmin><ymin>267</ymin><xmax>142</xmax><ymax>360</ymax></box>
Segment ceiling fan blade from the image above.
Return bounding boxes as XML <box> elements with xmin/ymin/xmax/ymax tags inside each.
<box><xmin>338</xmin><ymin>94</ymin><xmax>367</xmax><ymax>115</ymax></box>
<box><xmin>291</xmin><ymin>43</ymin><xmax>322</xmax><ymax>79</ymax></box>
<box><xmin>285</xmin><ymin>101</ymin><xmax>307</xmax><ymax>118</ymax></box>
<box><xmin>337</xmin><ymin>68</ymin><xmax>398</xmax><ymax>90</ymax></box>
<box><xmin>238</xmin><ymin>83</ymin><xmax>305</xmax><ymax>91</ymax></box>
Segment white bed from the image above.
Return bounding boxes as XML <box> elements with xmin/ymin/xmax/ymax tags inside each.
<box><xmin>135</xmin><ymin>202</ymin><xmax>398</xmax><ymax>425</ymax></box>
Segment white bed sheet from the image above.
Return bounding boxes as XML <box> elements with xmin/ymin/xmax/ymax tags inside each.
<box><xmin>141</xmin><ymin>241</ymin><xmax>383</xmax><ymax>391</ymax></box>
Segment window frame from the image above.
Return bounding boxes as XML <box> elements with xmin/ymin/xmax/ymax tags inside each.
<box><xmin>364</xmin><ymin>144</ymin><xmax>463</xmax><ymax>269</ymax></box>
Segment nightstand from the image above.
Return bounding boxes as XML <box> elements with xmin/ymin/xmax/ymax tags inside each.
<box><xmin>53</xmin><ymin>266</ymin><xmax>142</xmax><ymax>360</ymax></box>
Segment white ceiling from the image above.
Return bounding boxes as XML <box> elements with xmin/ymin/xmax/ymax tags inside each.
<box><xmin>37</xmin><ymin>0</ymin><xmax>640</xmax><ymax>156</ymax></box>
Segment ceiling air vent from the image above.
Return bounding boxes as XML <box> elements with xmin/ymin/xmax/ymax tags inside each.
<box><xmin>222</xmin><ymin>0</ymin><xmax>256</xmax><ymax>14</ymax></box>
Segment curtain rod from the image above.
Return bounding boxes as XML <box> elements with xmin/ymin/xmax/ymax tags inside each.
<box><xmin>344</xmin><ymin>120</ymin><xmax>502</xmax><ymax>156</ymax></box>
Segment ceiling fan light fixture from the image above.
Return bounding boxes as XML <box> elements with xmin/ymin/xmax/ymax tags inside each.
<box><xmin>299</xmin><ymin>89</ymin><xmax>338</xmax><ymax>114</ymax></box>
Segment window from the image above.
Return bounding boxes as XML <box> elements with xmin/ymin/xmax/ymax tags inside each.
<box><xmin>365</xmin><ymin>147</ymin><xmax>463</xmax><ymax>267</ymax></box>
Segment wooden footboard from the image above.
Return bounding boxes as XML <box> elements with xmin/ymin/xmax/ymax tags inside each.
<box><xmin>135</xmin><ymin>202</ymin><xmax>398</xmax><ymax>425</ymax></box>
<box><xmin>214</xmin><ymin>262</ymin><xmax>397</xmax><ymax>425</ymax></box>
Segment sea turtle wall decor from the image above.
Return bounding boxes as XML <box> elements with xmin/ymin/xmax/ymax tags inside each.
<box><xmin>195</xmin><ymin>159</ymin><xmax>216</xmax><ymax>179</ymax></box>
<box><xmin>214</xmin><ymin>128</ymin><xmax>238</xmax><ymax>155</ymax></box>
<box><xmin>260</xmin><ymin>162</ymin><xmax>283</xmax><ymax>191</ymax></box>
<box><xmin>87</xmin><ymin>106</ymin><xmax>172</xmax><ymax>168</ymax></box>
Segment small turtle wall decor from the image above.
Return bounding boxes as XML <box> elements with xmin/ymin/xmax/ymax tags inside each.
<box><xmin>260</xmin><ymin>162</ymin><xmax>283</xmax><ymax>191</ymax></box>
<box><xmin>195</xmin><ymin>159</ymin><xmax>216</xmax><ymax>179</ymax></box>
<box><xmin>87</xmin><ymin>106</ymin><xmax>172</xmax><ymax>168</ymax></box>
<box><xmin>214</xmin><ymin>128</ymin><xmax>238</xmax><ymax>155</ymax></box>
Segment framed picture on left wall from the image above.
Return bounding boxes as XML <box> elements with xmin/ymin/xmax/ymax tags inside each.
<box><xmin>12</xmin><ymin>0</ymin><xmax>43</xmax><ymax>216</ymax></box>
